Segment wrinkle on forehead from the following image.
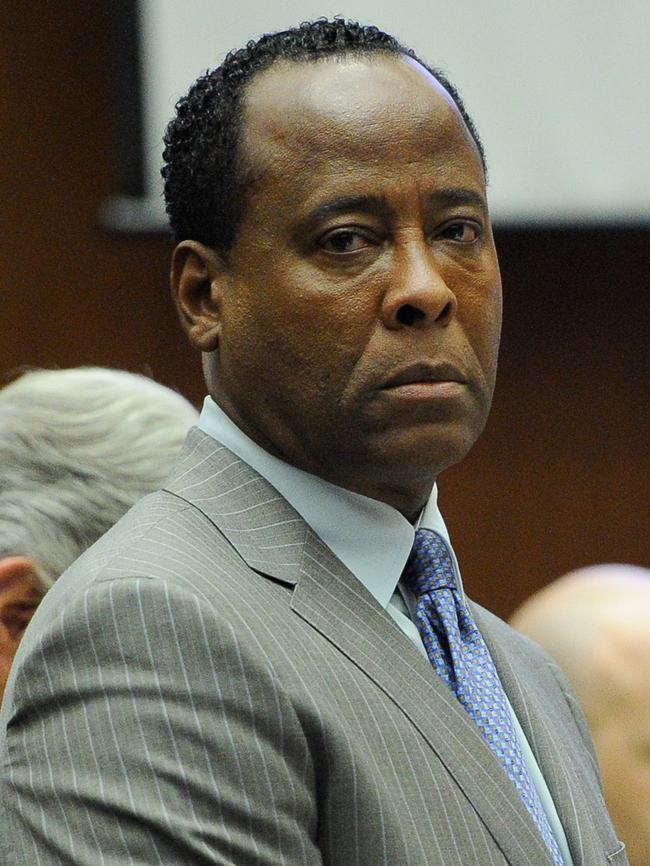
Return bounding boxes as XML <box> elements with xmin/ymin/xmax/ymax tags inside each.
<box><xmin>240</xmin><ymin>55</ymin><xmax>479</xmax><ymax>179</ymax></box>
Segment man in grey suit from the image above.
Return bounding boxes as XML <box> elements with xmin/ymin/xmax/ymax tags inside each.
<box><xmin>0</xmin><ymin>18</ymin><xmax>627</xmax><ymax>866</ymax></box>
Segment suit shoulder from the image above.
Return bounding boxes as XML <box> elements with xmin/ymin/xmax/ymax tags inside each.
<box><xmin>75</xmin><ymin>487</ymin><xmax>234</xmax><ymax>574</ymax></box>
<box><xmin>25</xmin><ymin>489</ymin><xmax>246</xmax><ymax>637</ymax></box>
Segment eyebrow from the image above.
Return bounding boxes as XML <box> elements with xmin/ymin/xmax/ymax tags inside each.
<box><xmin>303</xmin><ymin>188</ymin><xmax>487</xmax><ymax>227</ymax></box>
<box><xmin>433</xmin><ymin>188</ymin><xmax>488</xmax><ymax>209</ymax></box>
<box><xmin>304</xmin><ymin>195</ymin><xmax>389</xmax><ymax>225</ymax></box>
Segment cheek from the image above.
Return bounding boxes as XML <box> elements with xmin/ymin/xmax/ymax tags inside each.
<box><xmin>469</xmin><ymin>249</ymin><xmax>503</xmax><ymax>357</ymax></box>
<box><xmin>0</xmin><ymin>636</ymin><xmax>18</xmax><ymax>699</ymax></box>
<box><xmin>224</xmin><ymin>293</ymin><xmax>367</xmax><ymax>406</ymax></box>
<box><xmin>461</xmin><ymin>285</ymin><xmax>502</xmax><ymax>376</ymax></box>
<box><xmin>243</xmin><ymin>270</ymin><xmax>370</xmax><ymax>356</ymax></box>
<box><xmin>486</xmin><ymin>301</ymin><xmax>503</xmax><ymax>373</ymax></box>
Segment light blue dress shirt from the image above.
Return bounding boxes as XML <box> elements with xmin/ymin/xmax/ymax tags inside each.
<box><xmin>198</xmin><ymin>396</ymin><xmax>573</xmax><ymax>864</ymax></box>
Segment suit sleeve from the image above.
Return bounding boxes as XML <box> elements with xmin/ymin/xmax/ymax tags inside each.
<box><xmin>1</xmin><ymin>576</ymin><xmax>322</xmax><ymax>866</ymax></box>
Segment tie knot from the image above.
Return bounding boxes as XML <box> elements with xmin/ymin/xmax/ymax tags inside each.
<box><xmin>402</xmin><ymin>529</ymin><xmax>457</xmax><ymax>597</ymax></box>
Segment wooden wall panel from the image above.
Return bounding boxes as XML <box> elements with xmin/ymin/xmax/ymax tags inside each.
<box><xmin>1</xmin><ymin>5</ymin><xmax>200</xmax><ymax>403</ymax></box>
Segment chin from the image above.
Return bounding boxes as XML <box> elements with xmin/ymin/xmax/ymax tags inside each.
<box><xmin>381</xmin><ymin>419</ymin><xmax>484</xmax><ymax>474</ymax></box>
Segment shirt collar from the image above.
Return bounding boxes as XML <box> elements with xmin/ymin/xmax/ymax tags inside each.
<box><xmin>198</xmin><ymin>396</ymin><xmax>463</xmax><ymax>607</ymax></box>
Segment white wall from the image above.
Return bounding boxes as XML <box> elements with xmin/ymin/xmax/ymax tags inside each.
<box><xmin>135</xmin><ymin>0</ymin><xmax>650</xmax><ymax>226</ymax></box>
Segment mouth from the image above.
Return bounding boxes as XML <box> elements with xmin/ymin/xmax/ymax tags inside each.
<box><xmin>382</xmin><ymin>361</ymin><xmax>467</xmax><ymax>390</ymax></box>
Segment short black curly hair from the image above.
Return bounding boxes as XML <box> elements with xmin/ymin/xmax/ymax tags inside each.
<box><xmin>162</xmin><ymin>18</ymin><xmax>485</xmax><ymax>253</ymax></box>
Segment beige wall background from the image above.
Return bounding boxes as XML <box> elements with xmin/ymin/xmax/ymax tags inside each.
<box><xmin>2</xmin><ymin>4</ymin><xmax>648</xmax><ymax>617</ymax></box>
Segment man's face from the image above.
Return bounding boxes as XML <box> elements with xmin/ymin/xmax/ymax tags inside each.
<box><xmin>208</xmin><ymin>55</ymin><xmax>502</xmax><ymax>514</ymax></box>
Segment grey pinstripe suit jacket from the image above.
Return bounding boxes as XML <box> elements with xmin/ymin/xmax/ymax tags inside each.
<box><xmin>0</xmin><ymin>428</ymin><xmax>627</xmax><ymax>865</ymax></box>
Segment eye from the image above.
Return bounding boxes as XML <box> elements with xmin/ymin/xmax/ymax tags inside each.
<box><xmin>437</xmin><ymin>221</ymin><xmax>481</xmax><ymax>243</ymax></box>
<box><xmin>319</xmin><ymin>228</ymin><xmax>376</xmax><ymax>254</ymax></box>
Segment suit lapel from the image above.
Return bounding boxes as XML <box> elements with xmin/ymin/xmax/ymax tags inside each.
<box><xmin>474</xmin><ymin>604</ymin><xmax>609</xmax><ymax>866</ymax></box>
<box><xmin>165</xmin><ymin>428</ymin><xmax>306</xmax><ymax>586</ymax></box>
<box><xmin>292</xmin><ymin>531</ymin><xmax>555</xmax><ymax>866</ymax></box>
<box><xmin>167</xmin><ymin>431</ymin><xmax>554</xmax><ymax>864</ymax></box>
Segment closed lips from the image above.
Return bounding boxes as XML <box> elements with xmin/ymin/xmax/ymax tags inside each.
<box><xmin>382</xmin><ymin>362</ymin><xmax>466</xmax><ymax>388</ymax></box>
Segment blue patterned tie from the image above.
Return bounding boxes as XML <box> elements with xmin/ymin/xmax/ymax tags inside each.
<box><xmin>403</xmin><ymin>529</ymin><xmax>564</xmax><ymax>866</ymax></box>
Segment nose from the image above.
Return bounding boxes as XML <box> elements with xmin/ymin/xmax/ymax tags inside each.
<box><xmin>381</xmin><ymin>241</ymin><xmax>457</xmax><ymax>329</ymax></box>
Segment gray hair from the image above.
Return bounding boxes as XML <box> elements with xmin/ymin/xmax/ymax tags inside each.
<box><xmin>0</xmin><ymin>367</ymin><xmax>199</xmax><ymax>590</ymax></box>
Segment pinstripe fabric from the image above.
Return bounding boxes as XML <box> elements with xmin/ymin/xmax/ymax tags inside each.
<box><xmin>0</xmin><ymin>429</ymin><xmax>627</xmax><ymax>865</ymax></box>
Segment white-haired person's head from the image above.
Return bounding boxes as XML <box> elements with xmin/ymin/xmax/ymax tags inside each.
<box><xmin>0</xmin><ymin>367</ymin><xmax>198</xmax><ymax>699</ymax></box>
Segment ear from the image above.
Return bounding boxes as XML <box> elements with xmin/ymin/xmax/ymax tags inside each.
<box><xmin>0</xmin><ymin>556</ymin><xmax>43</xmax><ymax>643</ymax></box>
<box><xmin>171</xmin><ymin>240</ymin><xmax>232</xmax><ymax>352</ymax></box>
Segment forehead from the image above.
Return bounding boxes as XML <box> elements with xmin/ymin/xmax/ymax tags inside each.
<box><xmin>240</xmin><ymin>55</ymin><xmax>484</xmax><ymax>201</ymax></box>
